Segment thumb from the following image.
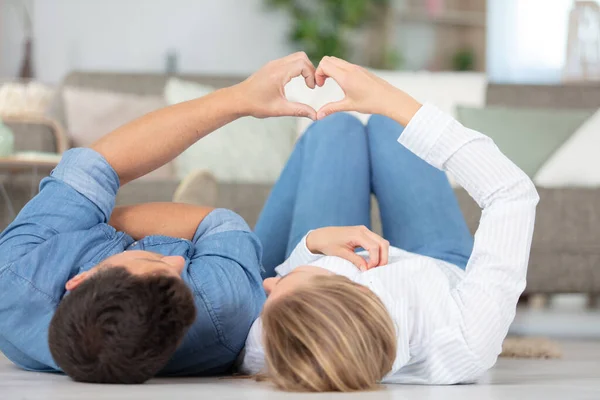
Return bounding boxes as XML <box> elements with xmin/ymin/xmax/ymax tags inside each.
<box><xmin>336</xmin><ymin>249</ymin><xmax>368</xmax><ymax>271</ymax></box>
<box><xmin>281</xmin><ymin>101</ymin><xmax>317</xmax><ymax>120</ymax></box>
<box><xmin>317</xmin><ymin>100</ymin><xmax>351</xmax><ymax>120</ymax></box>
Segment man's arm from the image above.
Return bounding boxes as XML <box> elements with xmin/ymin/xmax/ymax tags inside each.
<box><xmin>109</xmin><ymin>203</ymin><xmax>214</xmax><ymax>240</ymax></box>
<box><xmin>0</xmin><ymin>52</ymin><xmax>317</xmax><ymax>263</ymax></box>
<box><xmin>92</xmin><ymin>52</ymin><xmax>318</xmax><ymax>185</ymax></box>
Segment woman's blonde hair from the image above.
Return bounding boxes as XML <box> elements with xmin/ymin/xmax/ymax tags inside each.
<box><xmin>261</xmin><ymin>274</ymin><xmax>397</xmax><ymax>392</ymax></box>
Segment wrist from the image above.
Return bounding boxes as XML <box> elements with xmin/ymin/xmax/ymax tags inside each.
<box><xmin>381</xmin><ymin>90</ymin><xmax>422</xmax><ymax>127</ymax></box>
<box><xmin>222</xmin><ymin>83</ymin><xmax>253</xmax><ymax>118</ymax></box>
<box><xmin>305</xmin><ymin>230</ymin><xmax>324</xmax><ymax>255</ymax></box>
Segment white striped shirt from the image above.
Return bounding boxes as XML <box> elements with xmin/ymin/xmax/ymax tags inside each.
<box><xmin>239</xmin><ymin>103</ymin><xmax>539</xmax><ymax>384</ymax></box>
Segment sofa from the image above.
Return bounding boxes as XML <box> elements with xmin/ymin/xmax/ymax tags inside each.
<box><xmin>2</xmin><ymin>72</ymin><xmax>600</xmax><ymax>297</ymax></box>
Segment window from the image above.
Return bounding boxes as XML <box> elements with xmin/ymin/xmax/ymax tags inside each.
<box><xmin>488</xmin><ymin>0</ymin><xmax>599</xmax><ymax>83</ymax></box>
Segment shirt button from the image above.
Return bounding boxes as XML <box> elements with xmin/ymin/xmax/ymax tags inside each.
<box><xmin>132</xmin><ymin>241</ymin><xmax>138</xmax><ymax>246</ymax></box>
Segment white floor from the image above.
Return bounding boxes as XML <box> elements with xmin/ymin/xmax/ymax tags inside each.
<box><xmin>1</xmin><ymin>340</ymin><xmax>599</xmax><ymax>400</ymax></box>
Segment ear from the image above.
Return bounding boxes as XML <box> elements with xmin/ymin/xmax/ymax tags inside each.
<box><xmin>263</xmin><ymin>277</ymin><xmax>281</xmax><ymax>295</ymax></box>
<box><xmin>65</xmin><ymin>271</ymin><xmax>91</xmax><ymax>291</ymax></box>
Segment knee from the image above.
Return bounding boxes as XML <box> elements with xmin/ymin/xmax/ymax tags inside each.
<box><xmin>366</xmin><ymin>114</ymin><xmax>406</xmax><ymax>149</ymax></box>
<box><xmin>303</xmin><ymin>113</ymin><xmax>366</xmax><ymax>146</ymax></box>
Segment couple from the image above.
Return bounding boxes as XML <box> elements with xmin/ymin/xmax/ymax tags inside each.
<box><xmin>0</xmin><ymin>53</ymin><xmax>538</xmax><ymax>392</ymax></box>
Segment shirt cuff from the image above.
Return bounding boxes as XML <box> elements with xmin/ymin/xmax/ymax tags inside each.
<box><xmin>193</xmin><ymin>208</ymin><xmax>252</xmax><ymax>243</ymax></box>
<box><xmin>50</xmin><ymin>148</ymin><xmax>120</xmax><ymax>221</ymax></box>
<box><xmin>275</xmin><ymin>233</ymin><xmax>321</xmax><ymax>276</ymax></box>
<box><xmin>398</xmin><ymin>103</ymin><xmax>480</xmax><ymax>170</ymax></box>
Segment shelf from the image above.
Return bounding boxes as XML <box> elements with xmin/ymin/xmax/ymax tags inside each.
<box><xmin>395</xmin><ymin>9</ymin><xmax>486</xmax><ymax>28</ymax></box>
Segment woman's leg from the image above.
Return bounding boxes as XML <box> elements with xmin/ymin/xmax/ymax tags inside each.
<box><xmin>255</xmin><ymin>113</ymin><xmax>371</xmax><ymax>276</ymax></box>
<box><xmin>367</xmin><ymin>115</ymin><xmax>473</xmax><ymax>269</ymax></box>
<box><xmin>254</xmin><ymin>135</ymin><xmax>305</xmax><ymax>277</ymax></box>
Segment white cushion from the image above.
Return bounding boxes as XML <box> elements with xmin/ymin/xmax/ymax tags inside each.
<box><xmin>164</xmin><ymin>77</ymin><xmax>213</xmax><ymax>104</ymax></box>
<box><xmin>165</xmin><ymin>77</ymin><xmax>297</xmax><ymax>183</ymax></box>
<box><xmin>534</xmin><ymin>109</ymin><xmax>600</xmax><ymax>187</ymax></box>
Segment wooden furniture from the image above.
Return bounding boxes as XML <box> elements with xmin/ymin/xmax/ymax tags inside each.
<box><xmin>368</xmin><ymin>0</ymin><xmax>486</xmax><ymax>71</ymax></box>
<box><xmin>0</xmin><ymin>114</ymin><xmax>68</xmax><ymax>153</ymax></box>
<box><xmin>0</xmin><ymin>115</ymin><xmax>66</xmax><ymax>219</ymax></box>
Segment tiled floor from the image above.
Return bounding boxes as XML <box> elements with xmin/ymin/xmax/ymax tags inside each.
<box><xmin>1</xmin><ymin>340</ymin><xmax>599</xmax><ymax>400</ymax></box>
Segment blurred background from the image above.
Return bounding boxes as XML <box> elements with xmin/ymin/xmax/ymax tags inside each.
<box><xmin>1</xmin><ymin>0</ymin><xmax>600</xmax><ymax>340</ymax></box>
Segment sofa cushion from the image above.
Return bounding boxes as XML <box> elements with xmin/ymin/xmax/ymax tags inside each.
<box><xmin>456</xmin><ymin>105</ymin><xmax>592</xmax><ymax>177</ymax></box>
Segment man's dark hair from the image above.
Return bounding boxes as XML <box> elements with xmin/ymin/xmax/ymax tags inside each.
<box><xmin>48</xmin><ymin>267</ymin><xmax>196</xmax><ymax>384</ymax></box>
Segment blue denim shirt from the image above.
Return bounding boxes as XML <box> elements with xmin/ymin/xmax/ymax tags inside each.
<box><xmin>0</xmin><ymin>148</ymin><xmax>266</xmax><ymax>376</ymax></box>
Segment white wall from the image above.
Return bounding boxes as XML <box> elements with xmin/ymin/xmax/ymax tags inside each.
<box><xmin>1</xmin><ymin>0</ymin><xmax>30</xmax><ymax>79</ymax></box>
<box><xmin>2</xmin><ymin>0</ymin><xmax>293</xmax><ymax>84</ymax></box>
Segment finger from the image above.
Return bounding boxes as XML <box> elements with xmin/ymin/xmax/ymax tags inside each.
<box><xmin>317</xmin><ymin>99</ymin><xmax>351</xmax><ymax>120</ymax></box>
<box><xmin>328</xmin><ymin>56</ymin><xmax>353</xmax><ymax>70</ymax></box>
<box><xmin>364</xmin><ymin>230</ymin><xmax>389</xmax><ymax>266</ymax></box>
<box><xmin>336</xmin><ymin>249</ymin><xmax>368</xmax><ymax>271</ymax></box>
<box><xmin>315</xmin><ymin>58</ymin><xmax>344</xmax><ymax>87</ymax></box>
<box><xmin>381</xmin><ymin>239</ymin><xmax>390</xmax><ymax>266</ymax></box>
<box><xmin>280</xmin><ymin>101</ymin><xmax>317</xmax><ymax>120</ymax></box>
<box><xmin>315</xmin><ymin>67</ymin><xmax>328</xmax><ymax>87</ymax></box>
<box><xmin>351</xmin><ymin>233</ymin><xmax>380</xmax><ymax>269</ymax></box>
<box><xmin>286</xmin><ymin>51</ymin><xmax>309</xmax><ymax>62</ymax></box>
<box><xmin>363</xmin><ymin>239</ymin><xmax>381</xmax><ymax>270</ymax></box>
<box><xmin>297</xmin><ymin>59</ymin><xmax>316</xmax><ymax>89</ymax></box>
<box><xmin>285</xmin><ymin>59</ymin><xmax>316</xmax><ymax>89</ymax></box>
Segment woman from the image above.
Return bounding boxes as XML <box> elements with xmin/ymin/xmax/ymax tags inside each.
<box><xmin>243</xmin><ymin>57</ymin><xmax>539</xmax><ymax>392</ymax></box>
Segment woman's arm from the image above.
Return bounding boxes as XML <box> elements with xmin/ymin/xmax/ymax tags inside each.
<box><xmin>400</xmin><ymin>104</ymin><xmax>538</xmax><ymax>377</ymax></box>
<box><xmin>315</xmin><ymin>57</ymin><xmax>538</xmax><ymax>370</ymax></box>
<box><xmin>276</xmin><ymin>226</ymin><xmax>390</xmax><ymax>276</ymax></box>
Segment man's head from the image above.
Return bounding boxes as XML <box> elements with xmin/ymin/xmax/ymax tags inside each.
<box><xmin>48</xmin><ymin>251</ymin><xmax>196</xmax><ymax>384</ymax></box>
<box><xmin>261</xmin><ymin>267</ymin><xmax>397</xmax><ymax>392</ymax></box>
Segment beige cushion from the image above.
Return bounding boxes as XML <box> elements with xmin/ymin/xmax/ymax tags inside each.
<box><xmin>0</xmin><ymin>82</ymin><xmax>55</xmax><ymax>117</ymax></box>
<box><xmin>63</xmin><ymin>87</ymin><xmax>174</xmax><ymax>181</ymax></box>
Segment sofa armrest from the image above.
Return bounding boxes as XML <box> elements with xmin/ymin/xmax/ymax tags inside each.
<box><xmin>456</xmin><ymin>187</ymin><xmax>600</xmax><ymax>294</ymax></box>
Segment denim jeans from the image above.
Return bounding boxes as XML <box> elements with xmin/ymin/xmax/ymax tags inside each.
<box><xmin>255</xmin><ymin>113</ymin><xmax>474</xmax><ymax>278</ymax></box>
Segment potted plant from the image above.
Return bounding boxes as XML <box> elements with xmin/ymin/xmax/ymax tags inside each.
<box><xmin>266</xmin><ymin>0</ymin><xmax>400</xmax><ymax>69</ymax></box>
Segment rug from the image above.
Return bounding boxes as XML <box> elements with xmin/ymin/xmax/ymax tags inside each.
<box><xmin>501</xmin><ymin>336</ymin><xmax>562</xmax><ymax>359</ymax></box>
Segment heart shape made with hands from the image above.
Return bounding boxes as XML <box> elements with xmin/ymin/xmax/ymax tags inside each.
<box><xmin>285</xmin><ymin>75</ymin><xmax>370</xmax><ymax>132</ymax></box>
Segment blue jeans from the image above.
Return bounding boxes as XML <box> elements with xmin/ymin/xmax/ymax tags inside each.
<box><xmin>255</xmin><ymin>113</ymin><xmax>474</xmax><ymax>278</ymax></box>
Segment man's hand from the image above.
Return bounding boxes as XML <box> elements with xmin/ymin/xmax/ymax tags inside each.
<box><xmin>235</xmin><ymin>52</ymin><xmax>317</xmax><ymax>120</ymax></box>
<box><xmin>306</xmin><ymin>226</ymin><xmax>390</xmax><ymax>271</ymax></box>
<box><xmin>315</xmin><ymin>56</ymin><xmax>422</xmax><ymax>125</ymax></box>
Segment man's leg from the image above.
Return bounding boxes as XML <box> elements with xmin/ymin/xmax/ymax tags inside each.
<box><xmin>367</xmin><ymin>115</ymin><xmax>473</xmax><ymax>269</ymax></box>
<box><xmin>255</xmin><ymin>113</ymin><xmax>371</xmax><ymax>276</ymax></box>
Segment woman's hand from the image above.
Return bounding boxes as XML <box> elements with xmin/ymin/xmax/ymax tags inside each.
<box><xmin>315</xmin><ymin>56</ymin><xmax>422</xmax><ymax>125</ymax></box>
<box><xmin>235</xmin><ymin>52</ymin><xmax>317</xmax><ymax>120</ymax></box>
<box><xmin>306</xmin><ymin>226</ymin><xmax>390</xmax><ymax>271</ymax></box>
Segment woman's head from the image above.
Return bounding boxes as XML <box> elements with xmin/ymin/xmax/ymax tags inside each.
<box><xmin>261</xmin><ymin>272</ymin><xmax>397</xmax><ymax>392</ymax></box>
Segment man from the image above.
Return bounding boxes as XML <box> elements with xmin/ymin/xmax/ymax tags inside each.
<box><xmin>0</xmin><ymin>53</ymin><xmax>318</xmax><ymax>384</ymax></box>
